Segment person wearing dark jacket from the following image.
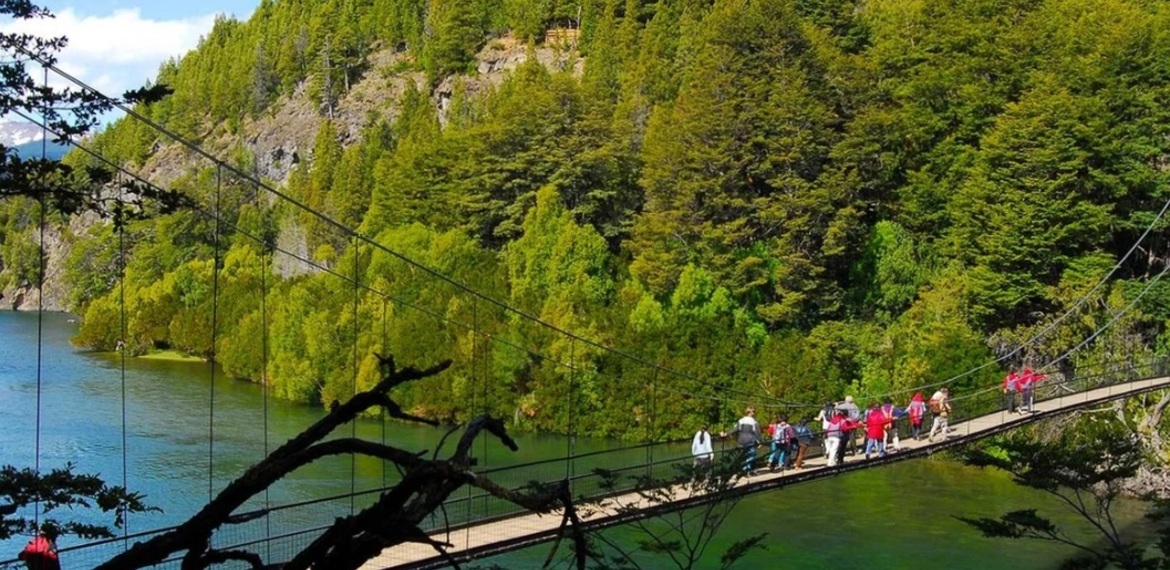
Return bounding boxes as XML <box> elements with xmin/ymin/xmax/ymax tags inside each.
<box><xmin>723</xmin><ymin>407</ymin><xmax>761</xmax><ymax>475</ymax></box>
<box><xmin>792</xmin><ymin>418</ymin><xmax>814</xmax><ymax>469</ymax></box>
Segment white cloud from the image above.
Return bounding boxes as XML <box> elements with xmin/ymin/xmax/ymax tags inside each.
<box><xmin>1</xmin><ymin>8</ymin><xmax>217</xmax><ymax>98</ymax></box>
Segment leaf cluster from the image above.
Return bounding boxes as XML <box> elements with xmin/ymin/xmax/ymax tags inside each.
<box><xmin>0</xmin><ymin>463</ymin><xmax>155</xmax><ymax>541</ymax></box>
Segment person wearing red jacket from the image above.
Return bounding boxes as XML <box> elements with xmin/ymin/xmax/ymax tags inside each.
<box><xmin>19</xmin><ymin>532</ymin><xmax>61</xmax><ymax>570</ymax></box>
<box><xmin>906</xmin><ymin>392</ymin><xmax>927</xmax><ymax>440</ymax></box>
<box><xmin>1020</xmin><ymin>367</ymin><xmax>1045</xmax><ymax>413</ymax></box>
<box><xmin>1002</xmin><ymin>369</ymin><xmax>1020</xmax><ymax>414</ymax></box>
<box><xmin>825</xmin><ymin>410</ymin><xmax>861</xmax><ymax>467</ymax></box>
<box><xmin>863</xmin><ymin>403</ymin><xmax>890</xmax><ymax>459</ymax></box>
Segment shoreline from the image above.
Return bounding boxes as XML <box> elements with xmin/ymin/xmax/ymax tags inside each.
<box><xmin>135</xmin><ymin>349</ymin><xmax>205</xmax><ymax>363</ymax></box>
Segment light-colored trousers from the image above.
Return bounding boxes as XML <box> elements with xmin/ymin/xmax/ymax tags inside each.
<box><xmin>929</xmin><ymin>416</ymin><xmax>949</xmax><ymax>440</ymax></box>
<box><xmin>825</xmin><ymin>436</ymin><xmax>842</xmax><ymax>466</ymax></box>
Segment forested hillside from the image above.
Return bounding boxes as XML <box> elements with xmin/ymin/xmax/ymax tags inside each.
<box><xmin>4</xmin><ymin>0</ymin><xmax>1170</xmax><ymax>441</ymax></box>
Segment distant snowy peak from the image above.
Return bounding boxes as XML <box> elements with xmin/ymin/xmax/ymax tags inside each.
<box><xmin>0</xmin><ymin>121</ymin><xmax>47</xmax><ymax>147</ymax></box>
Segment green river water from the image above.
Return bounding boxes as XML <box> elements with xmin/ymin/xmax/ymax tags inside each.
<box><xmin>0</xmin><ymin>311</ymin><xmax>1155</xmax><ymax>568</ymax></box>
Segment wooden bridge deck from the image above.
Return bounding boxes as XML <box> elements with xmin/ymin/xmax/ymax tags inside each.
<box><xmin>361</xmin><ymin>375</ymin><xmax>1170</xmax><ymax>570</ymax></box>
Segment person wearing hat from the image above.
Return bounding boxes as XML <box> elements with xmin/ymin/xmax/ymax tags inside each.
<box><xmin>836</xmin><ymin>395</ymin><xmax>862</xmax><ymax>455</ymax></box>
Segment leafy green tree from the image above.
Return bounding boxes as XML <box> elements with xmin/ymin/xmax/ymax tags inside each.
<box><xmin>631</xmin><ymin>0</ymin><xmax>839</xmax><ymax>327</ymax></box>
<box><xmin>848</xmin><ymin>221</ymin><xmax>927</xmax><ymax>320</ymax></box>
<box><xmin>949</xmin><ymin>76</ymin><xmax>1121</xmax><ymax>327</ymax></box>
<box><xmin>422</xmin><ymin>0</ymin><xmax>485</xmax><ymax>81</ymax></box>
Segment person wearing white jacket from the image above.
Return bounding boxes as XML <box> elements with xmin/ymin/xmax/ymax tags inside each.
<box><xmin>691</xmin><ymin>425</ymin><xmax>715</xmax><ymax>472</ymax></box>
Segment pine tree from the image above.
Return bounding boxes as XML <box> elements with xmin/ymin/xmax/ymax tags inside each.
<box><xmin>632</xmin><ymin>0</ymin><xmax>837</xmax><ymax>327</ymax></box>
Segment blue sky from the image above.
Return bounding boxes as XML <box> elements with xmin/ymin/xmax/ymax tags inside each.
<box><xmin>1</xmin><ymin>0</ymin><xmax>260</xmax><ymax>104</ymax></box>
<box><xmin>41</xmin><ymin>0</ymin><xmax>258</xmax><ymax>20</ymax></box>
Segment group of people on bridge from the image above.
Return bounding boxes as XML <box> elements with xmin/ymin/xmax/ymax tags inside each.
<box><xmin>692</xmin><ymin>368</ymin><xmax>1050</xmax><ymax>476</ymax></box>
<box><xmin>1001</xmin><ymin>367</ymin><xmax>1045</xmax><ymax>415</ymax></box>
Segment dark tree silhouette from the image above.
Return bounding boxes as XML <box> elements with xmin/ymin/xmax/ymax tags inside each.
<box><xmin>0</xmin><ymin>464</ymin><xmax>154</xmax><ymax>542</ymax></box>
<box><xmin>93</xmin><ymin>354</ymin><xmax>586</xmax><ymax>570</ymax></box>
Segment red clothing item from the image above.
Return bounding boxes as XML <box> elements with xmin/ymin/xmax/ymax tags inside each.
<box><xmin>1020</xmin><ymin>368</ymin><xmax>1046</xmax><ymax>387</ymax></box>
<box><xmin>19</xmin><ymin>535</ymin><xmax>60</xmax><ymax>570</ymax></box>
<box><xmin>1003</xmin><ymin>371</ymin><xmax>1019</xmax><ymax>391</ymax></box>
<box><xmin>908</xmin><ymin>392</ymin><xmax>926</xmax><ymax>424</ymax></box>
<box><xmin>827</xmin><ymin>415</ymin><xmax>860</xmax><ymax>437</ymax></box>
<box><xmin>865</xmin><ymin>409</ymin><xmax>889</xmax><ymax>439</ymax></box>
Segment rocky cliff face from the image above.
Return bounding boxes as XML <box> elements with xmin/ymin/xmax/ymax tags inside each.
<box><xmin>1</xmin><ymin>221</ymin><xmax>72</xmax><ymax>312</ymax></box>
<box><xmin>1</xmin><ymin>35</ymin><xmax>582</xmax><ymax>309</ymax></box>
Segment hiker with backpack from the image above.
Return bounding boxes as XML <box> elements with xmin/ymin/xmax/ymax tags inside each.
<box><xmin>927</xmin><ymin>387</ymin><xmax>952</xmax><ymax>442</ymax></box>
<box><xmin>825</xmin><ymin>410</ymin><xmax>860</xmax><ymax>467</ymax></box>
<box><xmin>767</xmin><ymin>417</ymin><xmax>795</xmax><ymax>472</ymax></box>
<box><xmin>792</xmin><ymin>417</ymin><xmax>814</xmax><ymax>469</ymax></box>
<box><xmin>907</xmin><ymin>392</ymin><xmax>927</xmax><ymax>440</ymax></box>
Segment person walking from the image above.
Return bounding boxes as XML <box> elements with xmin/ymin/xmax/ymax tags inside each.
<box><xmin>828</xmin><ymin>410</ymin><xmax>861</xmax><ymax>466</ymax></box>
<box><xmin>824</xmin><ymin>410</ymin><xmax>846</xmax><ymax>467</ymax></box>
<box><xmin>907</xmin><ymin>392</ymin><xmax>927</xmax><ymax>440</ymax></box>
<box><xmin>1002</xmin><ymin>369</ymin><xmax>1020</xmax><ymax>414</ymax></box>
<box><xmin>724</xmin><ymin>407</ymin><xmax>762</xmax><ymax>475</ymax></box>
<box><xmin>837</xmin><ymin>396</ymin><xmax>862</xmax><ymax>455</ymax></box>
<box><xmin>927</xmin><ymin>387</ymin><xmax>952</xmax><ymax>442</ymax></box>
<box><xmin>816</xmin><ymin>401</ymin><xmax>836</xmax><ymax>458</ymax></box>
<box><xmin>691</xmin><ymin>424</ymin><xmax>714</xmax><ymax>474</ymax></box>
<box><xmin>881</xmin><ymin>398</ymin><xmax>901</xmax><ymax>452</ymax></box>
<box><xmin>768</xmin><ymin>417</ymin><xmax>795</xmax><ymax>471</ymax></box>
<box><xmin>864</xmin><ymin>402</ymin><xmax>889</xmax><ymax>459</ymax></box>
<box><xmin>792</xmin><ymin>417</ymin><xmax>814</xmax><ymax>469</ymax></box>
<box><xmin>1020</xmin><ymin>367</ymin><xmax>1045</xmax><ymax>412</ymax></box>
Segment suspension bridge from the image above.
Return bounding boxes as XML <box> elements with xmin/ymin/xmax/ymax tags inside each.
<box><xmin>4</xmin><ymin>53</ymin><xmax>1170</xmax><ymax>570</ymax></box>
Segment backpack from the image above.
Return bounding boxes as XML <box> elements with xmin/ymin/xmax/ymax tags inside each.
<box><xmin>929</xmin><ymin>399</ymin><xmax>943</xmax><ymax>414</ymax></box>
<box><xmin>825</xmin><ymin>419</ymin><xmax>842</xmax><ymax>438</ymax></box>
<box><xmin>781</xmin><ymin>424</ymin><xmax>796</xmax><ymax>444</ymax></box>
<box><xmin>822</xmin><ymin>403</ymin><xmax>836</xmax><ymax>422</ymax></box>
<box><xmin>794</xmin><ymin>422</ymin><xmax>813</xmax><ymax>444</ymax></box>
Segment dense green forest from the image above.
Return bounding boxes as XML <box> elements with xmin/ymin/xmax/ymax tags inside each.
<box><xmin>4</xmin><ymin>0</ymin><xmax>1170</xmax><ymax>440</ymax></box>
